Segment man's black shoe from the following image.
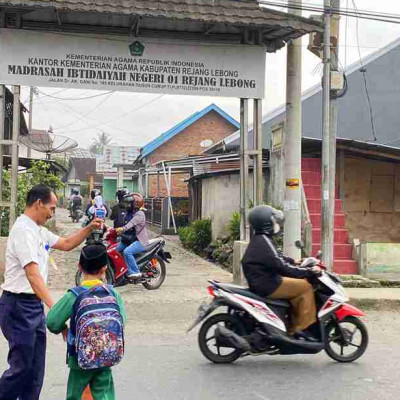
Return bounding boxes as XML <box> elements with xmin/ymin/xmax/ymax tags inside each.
<box><xmin>294</xmin><ymin>331</ymin><xmax>319</xmax><ymax>343</ymax></box>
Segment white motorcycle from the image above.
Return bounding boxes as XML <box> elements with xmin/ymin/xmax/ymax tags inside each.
<box><xmin>188</xmin><ymin>244</ymin><xmax>368</xmax><ymax>364</ymax></box>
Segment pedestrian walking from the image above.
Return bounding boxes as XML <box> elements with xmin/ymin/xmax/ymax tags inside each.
<box><xmin>0</xmin><ymin>184</ymin><xmax>102</xmax><ymax>400</ymax></box>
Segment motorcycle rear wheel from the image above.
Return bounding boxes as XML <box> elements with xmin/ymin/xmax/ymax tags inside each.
<box><xmin>75</xmin><ymin>262</ymin><xmax>116</xmax><ymax>286</ymax></box>
<box><xmin>324</xmin><ymin>316</ymin><xmax>368</xmax><ymax>362</ymax></box>
<box><xmin>198</xmin><ymin>313</ymin><xmax>242</xmax><ymax>364</ymax></box>
<box><xmin>141</xmin><ymin>255</ymin><xmax>166</xmax><ymax>290</ymax></box>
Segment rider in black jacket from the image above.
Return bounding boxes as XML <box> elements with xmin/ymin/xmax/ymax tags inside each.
<box><xmin>242</xmin><ymin>205</ymin><xmax>321</xmax><ymax>341</ymax></box>
<box><xmin>110</xmin><ymin>188</ymin><xmax>129</xmax><ymax>228</ymax></box>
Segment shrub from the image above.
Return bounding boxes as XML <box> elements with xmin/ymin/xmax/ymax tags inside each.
<box><xmin>178</xmin><ymin>218</ymin><xmax>212</xmax><ymax>254</ymax></box>
<box><xmin>1</xmin><ymin>161</ymin><xmax>64</xmax><ymax>236</ymax></box>
<box><xmin>228</xmin><ymin>211</ymin><xmax>240</xmax><ymax>242</ymax></box>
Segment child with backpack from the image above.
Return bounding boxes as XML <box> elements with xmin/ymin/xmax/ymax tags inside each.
<box><xmin>47</xmin><ymin>244</ymin><xmax>126</xmax><ymax>400</ymax></box>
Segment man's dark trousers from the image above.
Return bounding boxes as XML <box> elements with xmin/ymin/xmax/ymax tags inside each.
<box><xmin>0</xmin><ymin>292</ymin><xmax>46</xmax><ymax>400</ymax></box>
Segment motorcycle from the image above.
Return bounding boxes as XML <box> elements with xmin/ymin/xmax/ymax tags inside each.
<box><xmin>70</xmin><ymin>206</ymin><xmax>84</xmax><ymax>223</ymax></box>
<box><xmin>188</xmin><ymin>241</ymin><xmax>368</xmax><ymax>364</ymax></box>
<box><xmin>76</xmin><ymin>225</ymin><xmax>171</xmax><ymax>290</ymax></box>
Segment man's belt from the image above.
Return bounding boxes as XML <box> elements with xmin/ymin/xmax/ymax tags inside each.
<box><xmin>2</xmin><ymin>290</ymin><xmax>40</xmax><ymax>300</ymax></box>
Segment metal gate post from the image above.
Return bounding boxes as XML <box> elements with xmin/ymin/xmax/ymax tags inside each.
<box><xmin>0</xmin><ymin>85</ymin><xmax>4</xmax><ymax>233</ymax></box>
<box><xmin>239</xmin><ymin>98</ymin><xmax>249</xmax><ymax>241</ymax></box>
<box><xmin>253</xmin><ymin>98</ymin><xmax>263</xmax><ymax>206</ymax></box>
<box><xmin>9</xmin><ymin>86</ymin><xmax>20</xmax><ymax>229</ymax></box>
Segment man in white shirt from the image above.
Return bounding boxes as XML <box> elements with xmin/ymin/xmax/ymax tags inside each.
<box><xmin>0</xmin><ymin>184</ymin><xmax>102</xmax><ymax>400</ymax></box>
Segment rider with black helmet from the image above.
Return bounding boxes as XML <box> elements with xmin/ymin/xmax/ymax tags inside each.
<box><xmin>242</xmin><ymin>205</ymin><xmax>321</xmax><ymax>342</ymax></box>
<box><xmin>115</xmin><ymin>193</ymin><xmax>149</xmax><ymax>279</ymax></box>
<box><xmin>69</xmin><ymin>189</ymin><xmax>82</xmax><ymax>216</ymax></box>
<box><xmin>110</xmin><ymin>188</ymin><xmax>130</xmax><ymax>228</ymax></box>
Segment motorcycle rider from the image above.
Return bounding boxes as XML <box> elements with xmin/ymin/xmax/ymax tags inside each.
<box><xmin>241</xmin><ymin>205</ymin><xmax>321</xmax><ymax>342</ymax></box>
<box><xmin>110</xmin><ymin>188</ymin><xmax>129</xmax><ymax>228</ymax></box>
<box><xmin>69</xmin><ymin>189</ymin><xmax>83</xmax><ymax>218</ymax></box>
<box><xmin>85</xmin><ymin>189</ymin><xmax>100</xmax><ymax>216</ymax></box>
<box><xmin>115</xmin><ymin>193</ymin><xmax>149</xmax><ymax>280</ymax></box>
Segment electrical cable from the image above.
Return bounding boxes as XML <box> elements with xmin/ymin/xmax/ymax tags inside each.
<box><xmin>351</xmin><ymin>0</ymin><xmax>377</xmax><ymax>142</ymax></box>
<box><xmin>258</xmin><ymin>1</ymin><xmax>400</xmax><ymax>24</ymax></box>
<box><xmin>37</xmin><ymin>90</ymin><xmax>115</xmax><ymax>101</ymax></box>
<box><xmin>54</xmin><ymin>91</ymin><xmax>114</xmax><ymax>131</ymax></box>
<box><xmin>55</xmin><ymin>94</ymin><xmax>165</xmax><ymax>135</ymax></box>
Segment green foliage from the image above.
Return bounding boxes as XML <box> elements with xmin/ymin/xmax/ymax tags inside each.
<box><xmin>178</xmin><ymin>218</ymin><xmax>212</xmax><ymax>254</ymax></box>
<box><xmin>228</xmin><ymin>211</ymin><xmax>240</xmax><ymax>242</ymax></box>
<box><xmin>1</xmin><ymin>161</ymin><xmax>64</xmax><ymax>236</ymax></box>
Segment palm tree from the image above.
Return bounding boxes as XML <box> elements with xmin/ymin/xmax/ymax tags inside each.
<box><xmin>89</xmin><ymin>131</ymin><xmax>113</xmax><ymax>155</ymax></box>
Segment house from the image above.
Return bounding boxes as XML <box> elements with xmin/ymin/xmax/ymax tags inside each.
<box><xmin>136</xmin><ymin>103</ymin><xmax>240</xmax><ymax>198</ymax></box>
<box><xmin>65</xmin><ymin>157</ymin><xmax>101</xmax><ymax>197</ymax></box>
<box><xmin>205</xmin><ymin>35</ymin><xmax>400</xmax><ymax>275</ymax></box>
<box><xmin>96</xmin><ymin>146</ymin><xmax>140</xmax><ymax>202</ymax></box>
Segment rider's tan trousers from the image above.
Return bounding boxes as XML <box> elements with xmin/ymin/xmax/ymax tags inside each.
<box><xmin>268</xmin><ymin>278</ymin><xmax>317</xmax><ymax>334</ymax></box>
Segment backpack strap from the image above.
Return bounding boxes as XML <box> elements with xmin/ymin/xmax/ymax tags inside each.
<box><xmin>68</xmin><ymin>286</ymin><xmax>87</xmax><ymax>297</ymax></box>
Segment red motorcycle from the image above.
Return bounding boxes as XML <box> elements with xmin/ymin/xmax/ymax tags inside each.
<box><xmin>76</xmin><ymin>227</ymin><xmax>171</xmax><ymax>290</ymax></box>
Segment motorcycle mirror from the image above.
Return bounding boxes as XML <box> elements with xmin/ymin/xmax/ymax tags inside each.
<box><xmin>295</xmin><ymin>240</ymin><xmax>304</xmax><ymax>250</ymax></box>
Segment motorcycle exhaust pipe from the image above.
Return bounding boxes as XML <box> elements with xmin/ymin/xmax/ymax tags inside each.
<box><xmin>215</xmin><ymin>326</ymin><xmax>251</xmax><ymax>352</ymax></box>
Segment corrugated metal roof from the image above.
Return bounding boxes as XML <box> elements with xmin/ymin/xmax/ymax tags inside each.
<box><xmin>139</xmin><ymin>103</ymin><xmax>239</xmax><ymax>159</ymax></box>
<box><xmin>0</xmin><ymin>1</ymin><xmax>322</xmax><ymax>50</ymax></box>
<box><xmin>207</xmin><ymin>33</ymin><xmax>400</xmax><ymax>154</ymax></box>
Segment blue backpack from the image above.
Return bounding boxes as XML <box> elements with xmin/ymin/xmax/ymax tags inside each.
<box><xmin>67</xmin><ymin>284</ymin><xmax>124</xmax><ymax>370</ymax></box>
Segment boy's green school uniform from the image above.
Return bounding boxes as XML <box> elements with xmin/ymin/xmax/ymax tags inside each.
<box><xmin>47</xmin><ymin>279</ymin><xmax>127</xmax><ymax>400</ymax></box>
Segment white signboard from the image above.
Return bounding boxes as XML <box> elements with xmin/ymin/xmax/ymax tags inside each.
<box><xmin>0</xmin><ymin>29</ymin><xmax>265</xmax><ymax>98</ymax></box>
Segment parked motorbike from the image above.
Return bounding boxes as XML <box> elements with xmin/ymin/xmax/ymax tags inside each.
<box><xmin>76</xmin><ymin>225</ymin><xmax>171</xmax><ymax>290</ymax></box>
<box><xmin>188</xmin><ymin>242</ymin><xmax>368</xmax><ymax>364</ymax></box>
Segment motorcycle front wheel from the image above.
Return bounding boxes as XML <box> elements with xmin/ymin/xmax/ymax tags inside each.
<box><xmin>75</xmin><ymin>262</ymin><xmax>116</xmax><ymax>286</ymax></box>
<box><xmin>324</xmin><ymin>316</ymin><xmax>368</xmax><ymax>362</ymax></box>
<box><xmin>141</xmin><ymin>255</ymin><xmax>166</xmax><ymax>290</ymax></box>
<box><xmin>198</xmin><ymin>313</ymin><xmax>242</xmax><ymax>364</ymax></box>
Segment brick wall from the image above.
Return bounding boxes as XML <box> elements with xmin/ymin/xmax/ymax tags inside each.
<box><xmin>149</xmin><ymin>173</ymin><xmax>190</xmax><ymax>198</ymax></box>
<box><xmin>147</xmin><ymin>110</ymin><xmax>237</xmax><ymax>197</ymax></box>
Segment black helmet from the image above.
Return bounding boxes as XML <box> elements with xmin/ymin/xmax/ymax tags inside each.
<box><xmin>72</xmin><ymin>189</ymin><xmax>79</xmax><ymax>195</ymax></box>
<box><xmin>248</xmin><ymin>205</ymin><xmax>284</xmax><ymax>235</ymax></box>
<box><xmin>116</xmin><ymin>188</ymin><xmax>129</xmax><ymax>203</ymax></box>
<box><xmin>90</xmin><ymin>189</ymin><xmax>101</xmax><ymax>199</ymax></box>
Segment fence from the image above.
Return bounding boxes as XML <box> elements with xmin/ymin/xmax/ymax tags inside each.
<box><xmin>144</xmin><ymin>197</ymin><xmax>189</xmax><ymax>233</ymax></box>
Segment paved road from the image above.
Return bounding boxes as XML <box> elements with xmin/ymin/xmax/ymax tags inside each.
<box><xmin>0</xmin><ymin>209</ymin><xmax>399</xmax><ymax>399</ymax></box>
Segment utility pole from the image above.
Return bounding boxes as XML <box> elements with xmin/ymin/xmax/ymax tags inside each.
<box><xmin>321</xmin><ymin>0</ymin><xmax>332</xmax><ymax>270</ymax></box>
<box><xmin>27</xmin><ymin>86</ymin><xmax>34</xmax><ymax>158</ymax></box>
<box><xmin>283</xmin><ymin>0</ymin><xmax>302</xmax><ymax>259</ymax></box>
<box><xmin>328</xmin><ymin>0</ymin><xmax>340</xmax><ymax>272</ymax></box>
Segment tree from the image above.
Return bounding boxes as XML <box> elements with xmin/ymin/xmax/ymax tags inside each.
<box><xmin>1</xmin><ymin>161</ymin><xmax>64</xmax><ymax>236</ymax></box>
<box><xmin>89</xmin><ymin>131</ymin><xmax>113</xmax><ymax>155</ymax></box>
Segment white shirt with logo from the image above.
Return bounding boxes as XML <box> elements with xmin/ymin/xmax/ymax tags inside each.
<box><xmin>1</xmin><ymin>214</ymin><xmax>60</xmax><ymax>294</ymax></box>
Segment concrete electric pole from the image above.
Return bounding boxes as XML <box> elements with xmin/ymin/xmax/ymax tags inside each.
<box><xmin>321</xmin><ymin>0</ymin><xmax>332</xmax><ymax>270</ymax></box>
<box><xmin>328</xmin><ymin>0</ymin><xmax>340</xmax><ymax>271</ymax></box>
<box><xmin>283</xmin><ymin>0</ymin><xmax>302</xmax><ymax>259</ymax></box>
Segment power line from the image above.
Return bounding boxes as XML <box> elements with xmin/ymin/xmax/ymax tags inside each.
<box><xmin>55</xmin><ymin>94</ymin><xmax>165</xmax><ymax>135</ymax></box>
<box><xmin>258</xmin><ymin>1</ymin><xmax>400</xmax><ymax>24</ymax></box>
<box><xmin>54</xmin><ymin>91</ymin><xmax>114</xmax><ymax>131</ymax></box>
<box><xmin>37</xmin><ymin>89</ymin><xmax>115</xmax><ymax>101</ymax></box>
<box><xmin>351</xmin><ymin>0</ymin><xmax>377</xmax><ymax>142</ymax></box>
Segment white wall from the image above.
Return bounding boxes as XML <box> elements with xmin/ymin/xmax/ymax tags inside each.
<box><xmin>201</xmin><ymin>173</ymin><xmax>254</xmax><ymax>241</ymax></box>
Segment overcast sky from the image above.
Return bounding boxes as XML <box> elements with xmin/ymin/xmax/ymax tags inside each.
<box><xmin>19</xmin><ymin>0</ymin><xmax>400</xmax><ymax>150</ymax></box>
